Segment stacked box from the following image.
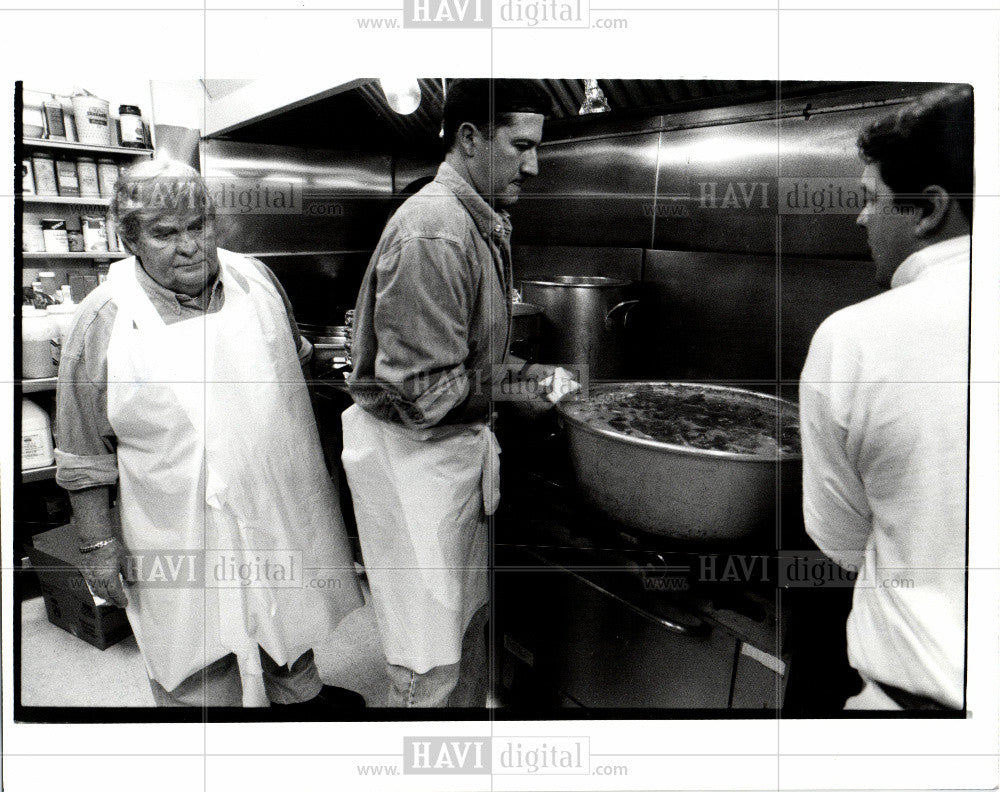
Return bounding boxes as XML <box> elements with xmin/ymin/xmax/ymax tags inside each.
<box><xmin>27</xmin><ymin>523</ymin><xmax>131</xmax><ymax>651</ymax></box>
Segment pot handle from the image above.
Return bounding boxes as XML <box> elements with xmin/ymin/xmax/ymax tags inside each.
<box><xmin>604</xmin><ymin>299</ymin><xmax>639</xmax><ymax>330</ymax></box>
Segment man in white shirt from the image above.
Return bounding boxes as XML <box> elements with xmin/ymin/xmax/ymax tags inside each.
<box><xmin>799</xmin><ymin>85</ymin><xmax>972</xmax><ymax>710</ymax></box>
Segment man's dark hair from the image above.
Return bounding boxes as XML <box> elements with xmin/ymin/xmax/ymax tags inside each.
<box><xmin>858</xmin><ymin>84</ymin><xmax>974</xmax><ymax>224</ymax></box>
<box><xmin>441</xmin><ymin>78</ymin><xmax>551</xmax><ymax>151</ymax></box>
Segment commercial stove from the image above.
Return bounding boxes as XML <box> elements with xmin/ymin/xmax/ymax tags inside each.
<box><xmin>311</xmin><ymin>371</ymin><xmax>858</xmax><ymax>713</ymax></box>
<box><xmin>493</xmin><ymin>411</ymin><xmax>798</xmax><ymax>713</ymax></box>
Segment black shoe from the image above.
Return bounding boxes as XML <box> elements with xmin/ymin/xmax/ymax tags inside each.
<box><xmin>313</xmin><ymin>684</ymin><xmax>367</xmax><ymax>709</ymax></box>
<box><xmin>272</xmin><ymin>685</ymin><xmax>367</xmax><ymax>713</ymax></box>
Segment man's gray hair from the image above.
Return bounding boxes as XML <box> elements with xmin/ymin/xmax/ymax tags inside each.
<box><xmin>111</xmin><ymin>159</ymin><xmax>214</xmax><ymax>248</ymax></box>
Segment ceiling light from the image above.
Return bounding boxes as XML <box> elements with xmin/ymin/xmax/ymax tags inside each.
<box><xmin>379</xmin><ymin>77</ymin><xmax>422</xmax><ymax>115</ymax></box>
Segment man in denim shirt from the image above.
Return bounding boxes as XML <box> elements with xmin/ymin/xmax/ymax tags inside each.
<box><xmin>343</xmin><ymin>79</ymin><xmax>555</xmax><ymax>707</ymax></box>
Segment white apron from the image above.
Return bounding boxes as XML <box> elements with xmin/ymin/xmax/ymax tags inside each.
<box><xmin>106</xmin><ymin>251</ymin><xmax>362</xmax><ymax>706</ymax></box>
<box><xmin>341</xmin><ymin>404</ymin><xmax>499</xmax><ymax>673</ymax></box>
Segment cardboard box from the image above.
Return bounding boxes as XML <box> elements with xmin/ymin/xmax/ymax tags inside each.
<box><xmin>28</xmin><ymin>524</ymin><xmax>131</xmax><ymax>651</ymax></box>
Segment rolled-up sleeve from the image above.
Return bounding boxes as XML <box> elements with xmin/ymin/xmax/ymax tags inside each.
<box><xmin>372</xmin><ymin>236</ymin><xmax>484</xmax><ymax>429</ymax></box>
<box><xmin>54</xmin><ymin>295</ymin><xmax>119</xmax><ymax>491</ymax></box>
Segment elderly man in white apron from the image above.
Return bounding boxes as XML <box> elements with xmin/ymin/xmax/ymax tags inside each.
<box><xmin>56</xmin><ymin>160</ymin><xmax>363</xmax><ymax>708</ymax></box>
<box><xmin>343</xmin><ymin>79</ymin><xmax>565</xmax><ymax>707</ymax></box>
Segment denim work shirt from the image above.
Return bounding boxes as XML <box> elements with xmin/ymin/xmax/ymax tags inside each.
<box><xmin>348</xmin><ymin>162</ymin><xmax>514</xmax><ymax>429</ymax></box>
<box><xmin>54</xmin><ymin>253</ymin><xmax>310</xmax><ymax>491</ymax></box>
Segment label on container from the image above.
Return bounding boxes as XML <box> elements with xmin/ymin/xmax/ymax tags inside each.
<box><xmin>32</xmin><ymin>156</ymin><xmax>58</xmax><ymax>195</ymax></box>
<box><xmin>82</xmin><ymin>216</ymin><xmax>109</xmax><ymax>252</ymax></box>
<box><xmin>22</xmin><ymin>433</ymin><xmax>52</xmax><ymax>465</ymax></box>
<box><xmin>50</xmin><ymin>337</ymin><xmax>61</xmax><ymax>367</ymax></box>
<box><xmin>43</xmin><ymin>103</ymin><xmax>66</xmax><ymax>139</ymax></box>
<box><xmin>42</xmin><ymin>219</ymin><xmax>69</xmax><ymax>253</ymax></box>
<box><xmin>119</xmin><ymin>115</ymin><xmax>145</xmax><ymax>146</ymax></box>
<box><xmin>97</xmin><ymin>161</ymin><xmax>119</xmax><ymax>198</ymax></box>
<box><xmin>55</xmin><ymin>160</ymin><xmax>80</xmax><ymax>196</ymax></box>
<box><xmin>76</xmin><ymin>159</ymin><xmax>101</xmax><ymax>196</ymax></box>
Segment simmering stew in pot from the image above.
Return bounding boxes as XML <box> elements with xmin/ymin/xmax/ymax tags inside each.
<box><xmin>563</xmin><ymin>383</ymin><xmax>801</xmax><ymax>457</ymax></box>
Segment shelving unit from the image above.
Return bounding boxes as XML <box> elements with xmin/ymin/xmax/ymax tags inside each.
<box><xmin>22</xmin><ymin>135</ymin><xmax>151</xmax><ymax>264</ymax></box>
<box><xmin>19</xmin><ymin>132</ymin><xmax>153</xmax><ymax>494</ymax></box>
<box><xmin>23</xmin><ymin>195</ymin><xmax>111</xmax><ymax>207</ymax></box>
<box><xmin>22</xmin><ymin>137</ymin><xmax>153</xmax><ymax>158</ymax></box>
<box><xmin>22</xmin><ymin>378</ymin><xmax>57</xmax><ymax>393</ymax></box>
<box><xmin>23</xmin><ymin>252</ymin><xmax>127</xmax><ymax>261</ymax></box>
<box><xmin>22</xmin><ymin>466</ymin><xmax>57</xmax><ymax>484</ymax></box>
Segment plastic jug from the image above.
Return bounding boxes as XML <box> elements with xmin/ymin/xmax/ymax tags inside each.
<box><xmin>22</xmin><ymin>307</ymin><xmax>59</xmax><ymax>379</ymax></box>
<box><xmin>22</xmin><ymin>398</ymin><xmax>55</xmax><ymax>470</ymax></box>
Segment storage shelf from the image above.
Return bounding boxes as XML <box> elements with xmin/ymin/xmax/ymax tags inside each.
<box><xmin>22</xmin><ymin>377</ymin><xmax>57</xmax><ymax>393</ymax></box>
<box><xmin>23</xmin><ymin>252</ymin><xmax>126</xmax><ymax>260</ymax></box>
<box><xmin>22</xmin><ymin>138</ymin><xmax>153</xmax><ymax>158</ymax></box>
<box><xmin>22</xmin><ymin>195</ymin><xmax>111</xmax><ymax>206</ymax></box>
<box><xmin>22</xmin><ymin>465</ymin><xmax>56</xmax><ymax>483</ymax></box>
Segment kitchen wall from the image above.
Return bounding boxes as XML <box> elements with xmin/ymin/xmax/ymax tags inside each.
<box><xmin>205</xmin><ymin>82</ymin><xmax>947</xmax><ymax>383</ymax></box>
<box><xmin>511</xmin><ymin>84</ymin><xmax>945</xmax><ymax>384</ymax></box>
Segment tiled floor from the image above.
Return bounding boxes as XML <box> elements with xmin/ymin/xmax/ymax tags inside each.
<box><xmin>19</xmin><ymin>580</ymin><xmax>391</xmax><ymax>708</ymax></box>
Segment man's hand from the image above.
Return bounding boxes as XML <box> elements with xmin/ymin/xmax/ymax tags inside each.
<box><xmin>78</xmin><ymin>538</ymin><xmax>130</xmax><ymax>608</ymax></box>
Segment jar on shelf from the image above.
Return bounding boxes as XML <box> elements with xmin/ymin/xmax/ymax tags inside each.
<box><xmin>76</xmin><ymin>156</ymin><xmax>101</xmax><ymax>197</ymax></box>
<box><xmin>71</xmin><ymin>93</ymin><xmax>111</xmax><ymax>146</ymax></box>
<box><xmin>65</xmin><ymin>217</ymin><xmax>85</xmax><ymax>252</ymax></box>
<box><xmin>97</xmin><ymin>158</ymin><xmax>119</xmax><ymax>198</ymax></box>
<box><xmin>43</xmin><ymin>97</ymin><xmax>67</xmax><ymax>141</ymax></box>
<box><xmin>118</xmin><ymin>105</ymin><xmax>146</xmax><ymax>148</ymax></box>
<box><xmin>31</xmin><ymin>152</ymin><xmax>58</xmax><ymax>196</ymax></box>
<box><xmin>54</xmin><ymin>157</ymin><xmax>80</xmax><ymax>197</ymax></box>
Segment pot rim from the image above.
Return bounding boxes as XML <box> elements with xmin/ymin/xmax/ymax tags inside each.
<box><xmin>521</xmin><ymin>276</ymin><xmax>632</xmax><ymax>288</ymax></box>
<box><xmin>512</xmin><ymin>301</ymin><xmax>544</xmax><ymax>316</ymax></box>
<box><xmin>556</xmin><ymin>381</ymin><xmax>803</xmax><ymax>462</ymax></box>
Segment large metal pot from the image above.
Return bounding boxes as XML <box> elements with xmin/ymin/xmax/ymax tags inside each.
<box><xmin>555</xmin><ymin>382</ymin><xmax>802</xmax><ymax>543</ymax></box>
<box><xmin>519</xmin><ymin>276</ymin><xmax>637</xmax><ymax>379</ymax></box>
<box><xmin>510</xmin><ymin>302</ymin><xmax>543</xmax><ymax>361</ymax></box>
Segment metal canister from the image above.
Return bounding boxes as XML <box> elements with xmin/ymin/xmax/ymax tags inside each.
<box><xmin>54</xmin><ymin>157</ymin><xmax>79</xmax><ymax>197</ymax></box>
<box><xmin>81</xmin><ymin>215</ymin><xmax>109</xmax><ymax>252</ymax></box>
<box><xmin>97</xmin><ymin>158</ymin><xmax>119</xmax><ymax>198</ymax></box>
<box><xmin>31</xmin><ymin>153</ymin><xmax>58</xmax><ymax>196</ymax></box>
<box><xmin>41</xmin><ymin>219</ymin><xmax>69</xmax><ymax>253</ymax></box>
<box><xmin>76</xmin><ymin>157</ymin><xmax>101</xmax><ymax>197</ymax></box>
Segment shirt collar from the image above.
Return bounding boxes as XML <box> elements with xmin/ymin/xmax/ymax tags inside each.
<box><xmin>434</xmin><ymin>162</ymin><xmax>513</xmax><ymax>243</ymax></box>
<box><xmin>133</xmin><ymin>257</ymin><xmax>223</xmax><ymax>312</ymax></box>
<box><xmin>891</xmin><ymin>235</ymin><xmax>971</xmax><ymax>289</ymax></box>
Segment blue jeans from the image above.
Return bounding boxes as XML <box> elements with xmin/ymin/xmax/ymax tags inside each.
<box><xmin>385</xmin><ymin>605</ymin><xmax>489</xmax><ymax>707</ymax></box>
<box><xmin>147</xmin><ymin>648</ymin><xmax>322</xmax><ymax>707</ymax></box>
